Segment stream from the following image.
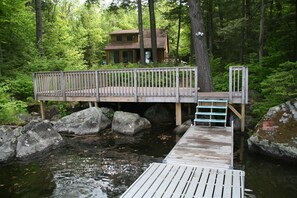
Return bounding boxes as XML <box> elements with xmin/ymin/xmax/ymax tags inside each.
<box><xmin>0</xmin><ymin>128</ymin><xmax>297</xmax><ymax>198</ymax></box>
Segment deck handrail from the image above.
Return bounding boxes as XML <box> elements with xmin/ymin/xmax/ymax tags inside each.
<box><xmin>229</xmin><ymin>66</ymin><xmax>248</xmax><ymax>104</ymax></box>
<box><xmin>33</xmin><ymin>67</ymin><xmax>198</xmax><ymax>102</ymax></box>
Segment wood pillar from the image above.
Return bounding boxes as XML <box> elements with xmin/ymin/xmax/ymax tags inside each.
<box><xmin>40</xmin><ymin>101</ymin><xmax>45</xmax><ymax>120</ymax></box>
<box><xmin>241</xmin><ymin>104</ymin><xmax>245</xmax><ymax>132</ymax></box>
<box><xmin>176</xmin><ymin>103</ymin><xmax>182</xmax><ymax>125</ymax></box>
<box><xmin>94</xmin><ymin>102</ymin><xmax>98</xmax><ymax>107</ymax></box>
<box><xmin>187</xmin><ymin>103</ymin><xmax>191</xmax><ymax>117</ymax></box>
<box><xmin>88</xmin><ymin>102</ymin><xmax>92</xmax><ymax>108</ymax></box>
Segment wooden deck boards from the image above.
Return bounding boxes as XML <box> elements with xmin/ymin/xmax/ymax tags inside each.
<box><xmin>164</xmin><ymin>126</ymin><xmax>233</xmax><ymax>169</ymax></box>
<box><xmin>121</xmin><ymin>163</ymin><xmax>245</xmax><ymax>198</ymax></box>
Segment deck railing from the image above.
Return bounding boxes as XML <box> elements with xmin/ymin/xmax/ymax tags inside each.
<box><xmin>33</xmin><ymin>67</ymin><xmax>198</xmax><ymax>102</ymax></box>
<box><xmin>229</xmin><ymin>66</ymin><xmax>248</xmax><ymax>104</ymax></box>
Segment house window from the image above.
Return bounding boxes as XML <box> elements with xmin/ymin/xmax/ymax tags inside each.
<box><xmin>127</xmin><ymin>35</ymin><xmax>133</xmax><ymax>41</ymax></box>
<box><xmin>116</xmin><ymin>35</ymin><xmax>122</xmax><ymax>42</ymax></box>
<box><xmin>123</xmin><ymin>51</ymin><xmax>133</xmax><ymax>63</ymax></box>
<box><xmin>110</xmin><ymin>51</ymin><xmax>120</xmax><ymax>63</ymax></box>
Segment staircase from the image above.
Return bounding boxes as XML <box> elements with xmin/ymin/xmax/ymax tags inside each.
<box><xmin>194</xmin><ymin>99</ymin><xmax>228</xmax><ymax>127</ymax></box>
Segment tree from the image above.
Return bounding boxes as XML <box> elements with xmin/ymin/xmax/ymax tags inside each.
<box><xmin>259</xmin><ymin>0</ymin><xmax>266</xmax><ymax>65</ymax></box>
<box><xmin>35</xmin><ymin>0</ymin><xmax>43</xmax><ymax>56</ymax></box>
<box><xmin>175</xmin><ymin>0</ymin><xmax>182</xmax><ymax>64</ymax></box>
<box><xmin>148</xmin><ymin>0</ymin><xmax>158</xmax><ymax>64</ymax></box>
<box><xmin>187</xmin><ymin>0</ymin><xmax>213</xmax><ymax>91</ymax></box>
<box><xmin>138</xmin><ymin>0</ymin><xmax>145</xmax><ymax>65</ymax></box>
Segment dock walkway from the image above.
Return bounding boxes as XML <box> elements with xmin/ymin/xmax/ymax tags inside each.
<box><xmin>121</xmin><ymin>126</ymin><xmax>245</xmax><ymax>198</ymax></box>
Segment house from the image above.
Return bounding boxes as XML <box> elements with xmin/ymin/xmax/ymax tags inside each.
<box><xmin>105</xmin><ymin>29</ymin><xmax>169</xmax><ymax>64</ymax></box>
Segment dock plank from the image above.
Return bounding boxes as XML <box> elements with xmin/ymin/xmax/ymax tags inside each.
<box><xmin>213</xmin><ymin>169</ymin><xmax>225</xmax><ymax>197</ymax></box>
<box><xmin>194</xmin><ymin>168</ymin><xmax>209</xmax><ymax>197</ymax></box>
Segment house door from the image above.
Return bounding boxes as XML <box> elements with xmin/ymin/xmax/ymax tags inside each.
<box><xmin>122</xmin><ymin>50</ymin><xmax>133</xmax><ymax>63</ymax></box>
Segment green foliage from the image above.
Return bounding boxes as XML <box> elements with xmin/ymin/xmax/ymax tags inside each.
<box><xmin>252</xmin><ymin>61</ymin><xmax>297</xmax><ymax>117</ymax></box>
<box><xmin>0</xmin><ymin>85</ymin><xmax>28</xmax><ymax>125</ymax></box>
<box><xmin>5</xmin><ymin>74</ymin><xmax>33</xmax><ymax>101</ymax></box>
<box><xmin>58</xmin><ymin>102</ymin><xmax>68</xmax><ymax>118</ymax></box>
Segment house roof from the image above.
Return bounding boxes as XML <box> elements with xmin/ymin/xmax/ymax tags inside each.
<box><xmin>105</xmin><ymin>29</ymin><xmax>168</xmax><ymax>50</ymax></box>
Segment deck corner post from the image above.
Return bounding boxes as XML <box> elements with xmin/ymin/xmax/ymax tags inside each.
<box><xmin>194</xmin><ymin>67</ymin><xmax>198</xmax><ymax>102</ymax></box>
<box><xmin>134</xmin><ymin>68</ymin><xmax>137</xmax><ymax>102</ymax></box>
<box><xmin>175</xmin><ymin>102</ymin><xmax>182</xmax><ymax>125</ymax></box>
<box><xmin>39</xmin><ymin>100</ymin><xmax>45</xmax><ymax>120</ymax></box>
<box><xmin>176</xmin><ymin>67</ymin><xmax>179</xmax><ymax>102</ymax></box>
<box><xmin>61</xmin><ymin>71</ymin><xmax>66</xmax><ymax>101</ymax></box>
<box><xmin>33</xmin><ymin>73</ymin><xmax>37</xmax><ymax>101</ymax></box>
<box><xmin>229</xmin><ymin>66</ymin><xmax>233</xmax><ymax>103</ymax></box>
<box><xmin>95</xmin><ymin>70</ymin><xmax>99</xmax><ymax>101</ymax></box>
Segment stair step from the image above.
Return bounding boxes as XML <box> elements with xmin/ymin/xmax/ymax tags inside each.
<box><xmin>194</xmin><ymin>119</ymin><xmax>226</xmax><ymax>123</ymax></box>
<box><xmin>195</xmin><ymin>112</ymin><xmax>227</xmax><ymax>116</ymax></box>
<box><xmin>196</xmin><ymin>106</ymin><xmax>227</xmax><ymax>109</ymax></box>
<box><xmin>198</xmin><ymin>99</ymin><xmax>228</xmax><ymax>103</ymax></box>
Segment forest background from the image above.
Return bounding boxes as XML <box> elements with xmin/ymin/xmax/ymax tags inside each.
<box><xmin>0</xmin><ymin>0</ymin><xmax>296</xmax><ymax>126</ymax></box>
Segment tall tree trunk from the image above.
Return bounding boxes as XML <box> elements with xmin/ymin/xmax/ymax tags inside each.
<box><xmin>245</xmin><ymin>0</ymin><xmax>251</xmax><ymax>62</ymax></box>
<box><xmin>259</xmin><ymin>0</ymin><xmax>266</xmax><ymax>64</ymax></box>
<box><xmin>148</xmin><ymin>0</ymin><xmax>157</xmax><ymax>65</ymax></box>
<box><xmin>35</xmin><ymin>0</ymin><xmax>43</xmax><ymax>56</ymax></box>
<box><xmin>295</xmin><ymin>0</ymin><xmax>297</xmax><ymax>60</ymax></box>
<box><xmin>240</xmin><ymin>0</ymin><xmax>245</xmax><ymax>63</ymax></box>
<box><xmin>187</xmin><ymin>0</ymin><xmax>213</xmax><ymax>92</ymax></box>
<box><xmin>207</xmin><ymin>0</ymin><xmax>213</xmax><ymax>56</ymax></box>
<box><xmin>175</xmin><ymin>0</ymin><xmax>182</xmax><ymax>65</ymax></box>
<box><xmin>138</xmin><ymin>0</ymin><xmax>145</xmax><ymax>65</ymax></box>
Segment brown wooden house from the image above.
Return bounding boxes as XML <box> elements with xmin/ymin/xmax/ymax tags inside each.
<box><xmin>105</xmin><ymin>29</ymin><xmax>169</xmax><ymax>64</ymax></box>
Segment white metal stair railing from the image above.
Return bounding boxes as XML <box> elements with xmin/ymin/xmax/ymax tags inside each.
<box><xmin>194</xmin><ymin>99</ymin><xmax>228</xmax><ymax>127</ymax></box>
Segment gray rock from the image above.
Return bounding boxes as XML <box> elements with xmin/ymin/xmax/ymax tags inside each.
<box><xmin>144</xmin><ymin>104</ymin><xmax>173</xmax><ymax>126</ymax></box>
<box><xmin>248</xmin><ymin>98</ymin><xmax>297</xmax><ymax>162</ymax></box>
<box><xmin>112</xmin><ymin>111</ymin><xmax>151</xmax><ymax>135</ymax></box>
<box><xmin>16</xmin><ymin>121</ymin><xmax>63</xmax><ymax>159</ymax></box>
<box><xmin>174</xmin><ymin>120</ymin><xmax>191</xmax><ymax>134</ymax></box>
<box><xmin>54</xmin><ymin>107</ymin><xmax>111</xmax><ymax>135</ymax></box>
<box><xmin>0</xmin><ymin>126</ymin><xmax>22</xmax><ymax>162</ymax></box>
<box><xmin>101</xmin><ymin>107</ymin><xmax>115</xmax><ymax>120</ymax></box>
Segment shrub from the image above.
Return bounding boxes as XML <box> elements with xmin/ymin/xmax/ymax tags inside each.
<box><xmin>0</xmin><ymin>85</ymin><xmax>28</xmax><ymax>125</ymax></box>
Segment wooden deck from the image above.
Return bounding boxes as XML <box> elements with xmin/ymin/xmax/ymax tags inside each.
<box><xmin>33</xmin><ymin>66</ymin><xmax>248</xmax><ymax>104</ymax></box>
<box><xmin>121</xmin><ymin>125</ymin><xmax>245</xmax><ymax>197</ymax></box>
<box><xmin>121</xmin><ymin>163</ymin><xmax>245</xmax><ymax>198</ymax></box>
<box><xmin>164</xmin><ymin>126</ymin><xmax>233</xmax><ymax>169</ymax></box>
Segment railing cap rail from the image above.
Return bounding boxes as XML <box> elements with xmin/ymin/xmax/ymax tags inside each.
<box><xmin>33</xmin><ymin>66</ymin><xmax>197</xmax><ymax>75</ymax></box>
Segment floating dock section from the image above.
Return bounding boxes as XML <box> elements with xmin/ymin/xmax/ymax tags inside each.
<box><xmin>121</xmin><ymin>125</ymin><xmax>245</xmax><ymax>198</ymax></box>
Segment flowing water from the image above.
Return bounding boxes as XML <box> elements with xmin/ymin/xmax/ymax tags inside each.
<box><xmin>0</xmin><ymin>128</ymin><xmax>297</xmax><ymax>198</ymax></box>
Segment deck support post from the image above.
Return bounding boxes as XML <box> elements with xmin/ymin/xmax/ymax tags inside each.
<box><xmin>241</xmin><ymin>104</ymin><xmax>245</xmax><ymax>132</ymax></box>
<box><xmin>88</xmin><ymin>102</ymin><xmax>92</xmax><ymax>108</ymax></box>
<box><xmin>40</xmin><ymin>101</ymin><xmax>45</xmax><ymax>120</ymax></box>
<box><xmin>94</xmin><ymin>102</ymin><xmax>98</xmax><ymax>107</ymax></box>
<box><xmin>176</xmin><ymin>103</ymin><xmax>182</xmax><ymax>125</ymax></box>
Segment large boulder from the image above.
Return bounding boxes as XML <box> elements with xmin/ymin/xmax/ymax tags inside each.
<box><xmin>144</xmin><ymin>104</ymin><xmax>173</xmax><ymax>126</ymax></box>
<box><xmin>112</xmin><ymin>111</ymin><xmax>151</xmax><ymax>135</ymax></box>
<box><xmin>173</xmin><ymin>119</ymin><xmax>192</xmax><ymax>135</ymax></box>
<box><xmin>16</xmin><ymin>120</ymin><xmax>63</xmax><ymax>159</ymax></box>
<box><xmin>0</xmin><ymin>126</ymin><xmax>22</xmax><ymax>162</ymax></box>
<box><xmin>248</xmin><ymin>98</ymin><xmax>297</xmax><ymax>162</ymax></box>
<box><xmin>54</xmin><ymin>107</ymin><xmax>111</xmax><ymax>135</ymax></box>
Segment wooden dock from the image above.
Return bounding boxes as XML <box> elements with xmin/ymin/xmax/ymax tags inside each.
<box><xmin>121</xmin><ymin>126</ymin><xmax>245</xmax><ymax>198</ymax></box>
<box><xmin>121</xmin><ymin>163</ymin><xmax>245</xmax><ymax>198</ymax></box>
<box><xmin>164</xmin><ymin>126</ymin><xmax>233</xmax><ymax>169</ymax></box>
